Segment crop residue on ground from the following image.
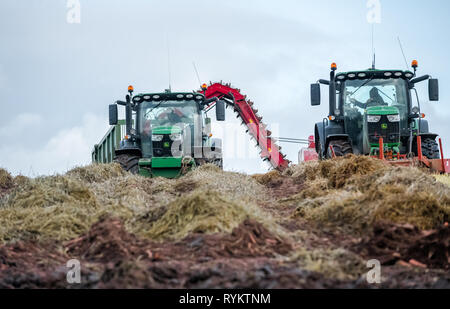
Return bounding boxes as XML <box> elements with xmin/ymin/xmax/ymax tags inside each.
<box><xmin>0</xmin><ymin>157</ymin><xmax>449</xmax><ymax>288</ymax></box>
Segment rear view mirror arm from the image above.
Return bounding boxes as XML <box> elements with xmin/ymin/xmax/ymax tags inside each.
<box><xmin>410</xmin><ymin>75</ymin><xmax>430</xmax><ymax>85</ymax></box>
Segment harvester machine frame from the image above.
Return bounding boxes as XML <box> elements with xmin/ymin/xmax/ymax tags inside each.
<box><xmin>200</xmin><ymin>82</ymin><xmax>290</xmax><ymax>172</ymax></box>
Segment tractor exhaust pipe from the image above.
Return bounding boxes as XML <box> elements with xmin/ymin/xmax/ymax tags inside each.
<box><xmin>125</xmin><ymin>94</ymin><xmax>132</xmax><ymax>137</ymax></box>
<box><xmin>329</xmin><ymin>64</ymin><xmax>337</xmax><ymax>116</ymax></box>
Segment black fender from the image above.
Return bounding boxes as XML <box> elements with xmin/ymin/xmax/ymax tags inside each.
<box><xmin>115</xmin><ymin>147</ymin><xmax>142</xmax><ymax>157</ymax></box>
<box><xmin>314</xmin><ymin>120</ymin><xmax>347</xmax><ymax>157</ymax></box>
<box><xmin>416</xmin><ymin>133</ymin><xmax>438</xmax><ymax>141</ymax></box>
<box><xmin>314</xmin><ymin>123</ymin><xmax>323</xmax><ymax>155</ymax></box>
<box><xmin>115</xmin><ymin>138</ymin><xmax>142</xmax><ymax>157</ymax></box>
<box><xmin>418</xmin><ymin>119</ymin><xmax>430</xmax><ymax>134</ymax></box>
<box><xmin>414</xmin><ymin>119</ymin><xmax>438</xmax><ymax>148</ymax></box>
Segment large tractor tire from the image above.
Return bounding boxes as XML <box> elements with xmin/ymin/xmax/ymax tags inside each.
<box><xmin>415</xmin><ymin>137</ymin><xmax>440</xmax><ymax>159</ymax></box>
<box><xmin>213</xmin><ymin>158</ymin><xmax>223</xmax><ymax>170</ymax></box>
<box><xmin>114</xmin><ymin>153</ymin><xmax>140</xmax><ymax>174</ymax></box>
<box><xmin>326</xmin><ymin>139</ymin><xmax>353</xmax><ymax>159</ymax></box>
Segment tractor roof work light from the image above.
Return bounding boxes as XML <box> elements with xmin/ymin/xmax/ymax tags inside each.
<box><xmin>201</xmin><ymin>83</ymin><xmax>208</xmax><ymax>91</ymax></box>
<box><xmin>331</xmin><ymin>63</ymin><xmax>337</xmax><ymax>71</ymax></box>
<box><xmin>128</xmin><ymin>85</ymin><xmax>134</xmax><ymax>93</ymax></box>
<box><xmin>412</xmin><ymin>60</ymin><xmax>419</xmax><ymax>69</ymax></box>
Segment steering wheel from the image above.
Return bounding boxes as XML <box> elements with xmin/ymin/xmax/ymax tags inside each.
<box><xmin>348</xmin><ymin>98</ymin><xmax>359</xmax><ymax>108</ymax></box>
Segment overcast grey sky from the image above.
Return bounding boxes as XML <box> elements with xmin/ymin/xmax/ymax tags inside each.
<box><xmin>0</xmin><ymin>0</ymin><xmax>449</xmax><ymax>175</ymax></box>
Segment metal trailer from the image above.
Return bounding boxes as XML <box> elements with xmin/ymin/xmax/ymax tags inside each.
<box><xmin>91</xmin><ymin>120</ymin><xmax>127</xmax><ymax>164</ymax></box>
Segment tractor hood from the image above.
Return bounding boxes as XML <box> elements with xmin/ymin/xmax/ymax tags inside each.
<box><xmin>366</xmin><ymin>106</ymin><xmax>399</xmax><ymax>115</ymax></box>
<box><xmin>152</xmin><ymin>126</ymin><xmax>182</xmax><ymax>135</ymax></box>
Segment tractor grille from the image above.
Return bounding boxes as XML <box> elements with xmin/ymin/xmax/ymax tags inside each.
<box><xmin>368</xmin><ymin>115</ymin><xmax>400</xmax><ymax>144</ymax></box>
<box><xmin>152</xmin><ymin>135</ymin><xmax>173</xmax><ymax>157</ymax></box>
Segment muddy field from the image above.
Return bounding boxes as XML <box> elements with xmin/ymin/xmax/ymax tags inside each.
<box><xmin>0</xmin><ymin>156</ymin><xmax>449</xmax><ymax>289</ymax></box>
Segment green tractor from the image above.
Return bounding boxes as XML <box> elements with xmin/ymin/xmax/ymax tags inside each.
<box><xmin>310</xmin><ymin>61</ymin><xmax>441</xmax><ymax>160</ymax></box>
<box><xmin>93</xmin><ymin>86</ymin><xmax>226</xmax><ymax>178</ymax></box>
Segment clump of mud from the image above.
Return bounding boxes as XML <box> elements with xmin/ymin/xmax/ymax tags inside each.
<box><xmin>179</xmin><ymin>219</ymin><xmax>292</xmax><ymax>259</ymax></box>
<box><xmin>356</xmin><ymin>222</ymin><xmax>449</xmax><ymax>270</ymax></box>
<box><xmin>66</xmin><ymin>216</ymin><xmax>150</xmax><ymax>263</ymax></box>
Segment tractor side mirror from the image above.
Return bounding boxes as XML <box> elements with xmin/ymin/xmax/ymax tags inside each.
<box><xmin>428</xmin><ymin>78</ymin><xmax>439</xmax><ymax>101</ymax></box>
<box><xmin>216</xmin><ymin>100</ymin><xmax>226</xmax><ymax>121</ymax></box>
<box><xmin>109</xmin><ymin>104</ymin><xmax>118</xmax><ymax>125</ymax></box>
<box><xmin>311</xmin><ymin>84</ymin><xmax>321</xmax><ymax>106</ymax></box>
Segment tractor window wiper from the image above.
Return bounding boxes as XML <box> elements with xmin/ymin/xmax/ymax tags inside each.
<box><xmin>349</xmin><ymin>76</ymin><xmax>375</xmax><ymax>98</ymax></box>
<box><xmin>145</xmin><ymin>101</ymin><xmax>165</xmax><ymax>118</ymax></box>
<box><xmin>377</xmin><ymin>88</ymin><xmax>394</xmax><ymax>102</ymax></box>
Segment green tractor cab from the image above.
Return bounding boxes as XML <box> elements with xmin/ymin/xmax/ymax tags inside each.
<box><xmin>93</xmin><ymin>87</ymin><xmax>226</xmax><ymax>178</ymax></box>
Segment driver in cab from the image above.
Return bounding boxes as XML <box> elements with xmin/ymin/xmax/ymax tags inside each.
<box><xmin>157</xmin><ymin>107</ymin><xmax>188</xmax><ymax>124</ymax></box>
<box><xmin>349</xmin><ymin>87</ymin><xmax>388</xmax><ymax>109</ymax></box>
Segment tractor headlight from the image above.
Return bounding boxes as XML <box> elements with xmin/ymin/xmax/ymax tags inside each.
<box><xmin>387</xmin><ymin>114</ymin><xmax>400</xmax><ymax>122</ymax></box>
<box><xmin>367</xmin><ymin>115</ymin><xmax>381</xmax><ymax>123</ymax></box>
<box><xmin>152</xmin><ymin>135</ymin><xmax>164</xmax><ymax>142</ymax></box>
<box><xmin>170</xmin><ymin>133</ymin><xmax>182</xmax><ymax>141</ymax></box>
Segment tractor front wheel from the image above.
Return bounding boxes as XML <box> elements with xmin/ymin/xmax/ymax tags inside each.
<box><xmin>326</xmin><ymin>139</ymin><xmax>353</xmax><ymax>159</ymax></box>
<box><xmin>213</xmin><ymin>158</ymin><xmax>223</xmax><ymax>170</ymax></box>
<box><xmin>114</xmin><ymin>153</ymin><xmax>140</xmax><ymax>174</ymax></box>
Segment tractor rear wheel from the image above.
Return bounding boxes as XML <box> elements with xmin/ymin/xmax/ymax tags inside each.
<box><xmin>114</xmin><ymin>153</ymin><xmax>140</xmax><ymax>174</ymax></box>
<box><xmin>326</xmin><ymin>140</ymin><xmax>353</xmax><ymax>158</ymax></box>
<box><xmin>415</xmin><ymin>137</ymin><xmax>440</xmax><ymax>159</ymax></box>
